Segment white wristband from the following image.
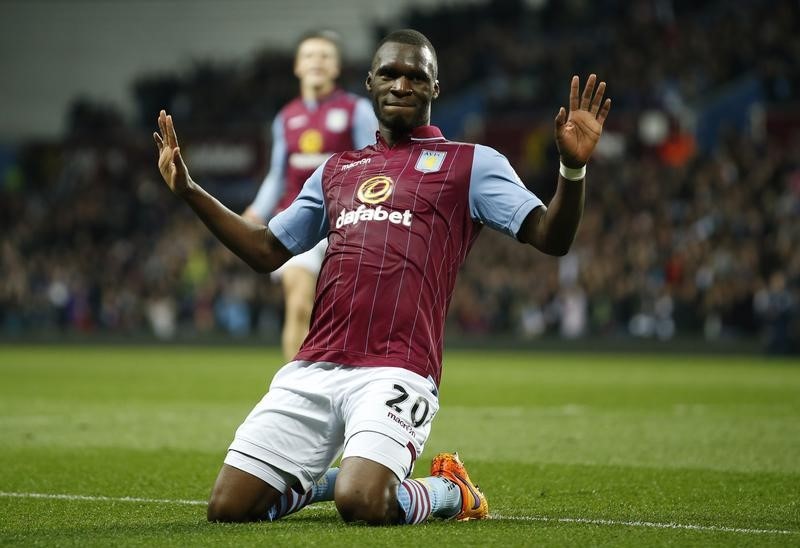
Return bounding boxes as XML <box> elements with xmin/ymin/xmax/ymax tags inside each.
<box><xmin>559</xmin><ymin>161</ymin><xmax>586</xmax><ymax>181</ymax></box>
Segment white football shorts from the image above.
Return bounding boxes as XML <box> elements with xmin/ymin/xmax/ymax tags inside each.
<box><xmin>224</xmin><ymin>360</ymin><xmax>440</xmax><ymax>493</ymax></box>
<box><xmin>270</xmin><ymin>239</ymin><xmax>328</xmax><ymax>281</ymax></box>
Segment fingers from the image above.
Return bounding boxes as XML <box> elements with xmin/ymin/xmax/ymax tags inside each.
<box><xmin>155</xmin><ymin>109</ymin><xmax>183</xmax><ymax>160</ymax></box>
<box><xmin>569</xmin><ymin>76</ymin><xmax>579</xmax><ymax>113</ymax></box>
<box><xmin>167</xmin><ymin>115</ymin><xmax>180</xmax><ymax>148</ymax></box>
<box><xmin>156</xmin><ymin>109</ymin><xmax>179</xmax><ymax>148</ymax></box>
<box><xmin>597</xmin><ymin>98</ymin><xmax>612</xmax><ymax>126</ymax></box>
<box><xmin>554</xmin><ymin>106</ymin><xmax>566</xmax><ymax>127</ymax></box>
<box><xmin>580</xmin><ymin>74</ymin><xmax>596</xmax><ymax>110</ymax></box>
<box><xmin>568</xmin><ymin>74</ymin><xmax>610</xmax><ymax>122</ymax></box>
<box><xmin>590</xmin><ymin>81</ymin><xmax>606</xmax><ymax>115</ymax></box>
<box><xmin>158</xmin><ymin>110</ymin><xmax>167</xmax><ymax>142</ymax></box>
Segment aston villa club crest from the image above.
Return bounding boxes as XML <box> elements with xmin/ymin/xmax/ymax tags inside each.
<box><xmin>415</xmin><ymin>150</ymin><xmax>447</xmax><ymax>173</ymax></box>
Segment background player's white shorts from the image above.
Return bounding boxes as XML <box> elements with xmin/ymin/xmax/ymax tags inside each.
<box><xmin>224</xmin><ymin>361</ymin><xmax>439</xmax><ymax>493</ymax></box>
<box><xmin>270</xmin><ymin>239</ymin><xmax>327</xmax><ymax>281</ymax></box>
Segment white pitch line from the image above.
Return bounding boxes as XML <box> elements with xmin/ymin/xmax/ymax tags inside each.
<box><xmin>0</xmin><ymin>491</ymin><xmax>206</xmax><ymax>506</ymax></box>
<box><xmin>491</xmin><ymin>514</ymin><xmax>797</xmax><ymax>536</ymax></box>
<box><xmin>0</xmin><ymin>492</ymin><xmax>795</xmax><ymax>536</ymax></box>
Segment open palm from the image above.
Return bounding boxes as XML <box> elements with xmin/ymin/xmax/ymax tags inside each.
<box><xmin>555</xmin><ymin>74</ymin><xmax>611</xmax><ymax>168</ymax></box>
<box><xmin>153</xmin><ymin>110</ymin><xmax>191</xmax><ymax>195</ymax></box>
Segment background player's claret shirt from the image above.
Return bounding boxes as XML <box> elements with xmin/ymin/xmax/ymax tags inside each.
<box><xmin>250</xmin><ymin>89</ymin><xmax>377</xmax><ymax>219</ymax></box>
<box><xmin>278</xmin><ymin>90</ymin><xmax>363</xmax><ymax>212</ymax></box>
<box><xmin>269</xmin><ymin>126</ymin><xmax>543</xmax><ymax>385</ymax></box>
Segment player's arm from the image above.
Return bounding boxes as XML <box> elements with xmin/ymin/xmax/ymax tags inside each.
<box><xmin>243</xmin><ymin>114</ymin><xmax>287</xmax><ymax>223</ymax></box>
<box><xmin>516</xmin><ymin>178</ymin><xmax>584</xmax><ymax>256</ymax></box>
<box><xmin>154</xmin><ymin>110</ymin><xmax>291</xmax><ymax>273</ymax></box>
<box><xmin>518</xmin><ymin>74</ymin><xmax>611</xmax><ymax>255</ymax></box>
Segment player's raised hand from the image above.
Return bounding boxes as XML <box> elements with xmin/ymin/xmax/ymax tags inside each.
<box><xmin>153</xmin><ymin>110</ymin><xmax>192</xmax><ymax>195</ymax></box>
<box><xmin>554</xmin><ymin>74</ymin><xmax>611</xmax><ymax>168</ymax></box>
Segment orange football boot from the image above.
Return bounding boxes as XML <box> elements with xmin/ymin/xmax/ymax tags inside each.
<box><xmin>430</xmin><ymin>452</ymin><xmax>489</xmax><ymax>521</ymax></box>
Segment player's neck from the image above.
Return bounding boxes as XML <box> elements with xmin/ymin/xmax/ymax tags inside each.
<box><xmin>379</xmin><ymin>121</ymin><xmax>430</xmax><ymax>148</ymax></box>
<box><xmin>379</xmin><ymin>128</ymin><xmax>408</xmax><ymax>148</ymax></box>
<box><xmin>301</xmin><ymin>81</ymin><xmax>336</xmax><ymax>103</ymax></box>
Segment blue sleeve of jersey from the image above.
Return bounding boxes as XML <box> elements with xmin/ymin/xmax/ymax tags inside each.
<box><xmin>250</xmin><ymin>114</ymin><xmax>287</xmax><ymax>220</ymax></box>
<box><xmin>267</xmin><ymin>161</ymin><xmax>329</xmax><ymax>255</ymax></box>
<box><xmin>351</xmin><ymin>98</ymin><xmax>378</xmax><ymax>149</ymax></box>
<box><xmin>468</xmin><ymin>144</ymin><xmax>544</xmax><ymax>238</ymax></box>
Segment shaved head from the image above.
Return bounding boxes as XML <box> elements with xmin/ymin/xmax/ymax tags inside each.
<box><xmin>373</xmin><ymin>29</ymin><xmax>438</xmax><ymax>78</ymax></box>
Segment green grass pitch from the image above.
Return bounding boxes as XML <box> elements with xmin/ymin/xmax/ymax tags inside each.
<box><xmin>1</xmin><ymin>346</ymin><xmax>798</xmax><ymax>546</ymax></box>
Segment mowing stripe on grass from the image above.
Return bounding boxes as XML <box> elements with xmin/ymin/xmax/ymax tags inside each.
<box><xmin>1</xmin><ymin>491</ymin><xmax>796</xmax><ymax>536</ymax></box>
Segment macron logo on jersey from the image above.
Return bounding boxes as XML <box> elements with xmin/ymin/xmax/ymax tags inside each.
<box><xmin>341</xmin><ymin>158</ymin><xmax>371</xmax><ymax>171</ymax></box>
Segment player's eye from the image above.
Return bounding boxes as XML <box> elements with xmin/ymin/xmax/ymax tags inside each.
<box><xmin>412</xmin><ymin>72</ymin><xmax>429</xmax><ymax>82</ymax></box>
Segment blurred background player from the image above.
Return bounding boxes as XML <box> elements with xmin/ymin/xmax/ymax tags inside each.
<box><xmin>243</xmin><ymin>30</ymin><xmax>378</xmax><ymax>359</ymax></box>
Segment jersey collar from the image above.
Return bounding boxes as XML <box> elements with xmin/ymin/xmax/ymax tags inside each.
<box><xmin>410</xmin><ymin>125</ymin><xmax>445</xmax><ymax>141</ymax></box>
<box><xmin>375</xmin><ymin>125</ymin><xmax>446</xmax><ymax>149</ymax></box>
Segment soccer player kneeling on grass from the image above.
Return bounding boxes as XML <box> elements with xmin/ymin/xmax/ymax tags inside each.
<box><xmin>153</xmin><ymin>29</ymin><xmax>611</xmax><ymax>525</ymax></box>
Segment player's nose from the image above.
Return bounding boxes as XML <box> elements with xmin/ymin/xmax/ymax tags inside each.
<box><xmin>390</xmin><ymin>76</ymin><xmax>414</xmax><ymax>96</ymax></box>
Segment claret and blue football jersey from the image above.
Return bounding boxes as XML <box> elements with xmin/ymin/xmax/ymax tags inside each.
<box><xmin>249</xmin><ymin>89</ymin><xmax>377</xmax><ymax>219</ymax></box>
<box><xmin>269</xmin><ymin>126</ymin><xmax>543</xmax><ymax>385</ymax></box>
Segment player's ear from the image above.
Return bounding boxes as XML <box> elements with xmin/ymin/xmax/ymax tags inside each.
<box><xmin>365</xmin><ymin>72</ymin><xmax>373</xmax><ymax>92</ymax></box>
<box><xmin>432</xmin><ymin>80</ymin><xmax>440</xmax><ymax>100</ymax></box>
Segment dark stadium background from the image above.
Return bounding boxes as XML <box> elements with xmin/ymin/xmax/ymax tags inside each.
<box><xmin>1</xmin><ymin>0</ymin><xmax>798</xmax><ymax>354</ymax></box>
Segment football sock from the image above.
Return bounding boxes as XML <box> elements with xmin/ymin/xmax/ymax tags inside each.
<box><xmin>396</xmin><ymin>476</ymin><xmax>462</xmax><ymax>524</ymax></box>
<box><xmin>417</xmin><ymin>476</ymin><xmax>462</xmax><ymax>519</ymax></box>
<box><xmin>396</xmin><ymin>479</ymin><xmax>431</xmax><ymax>524</ymax></box>
<box><xmin>266</xmin><ymin>467</ymin><xmax>339</xmax><ymax>521</ymax></box>
<box><xmin>267</xmin><ymin>488</ymin><xmax>313</xmax><ymax>522</ymax></box>
<box><xmin>310</xmin><ymin>467</ymin><xmax>339</xmax><ymax>503</ymax></box>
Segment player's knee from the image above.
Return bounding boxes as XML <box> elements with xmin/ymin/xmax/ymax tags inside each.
<box><xmin>207</xmin><ymin>493</ymin><xmax>255</xmax><ymax>523</ymax></box>
<box><xmin>335</xmin><ymin>483</ymin><xmax>400</xmax><ymax>525</ymax></box>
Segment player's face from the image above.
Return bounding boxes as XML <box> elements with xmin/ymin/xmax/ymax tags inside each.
<box><xmin>295</xmin><ymin>38</ymin><xmax>340</xmax><ymax>87</ymax></box>
<box><xmin>367</xmin><ymin>42</ymin><xmax>440</xmax><ymax>133</ymax></box>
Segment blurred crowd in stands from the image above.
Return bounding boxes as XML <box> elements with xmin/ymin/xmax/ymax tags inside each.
<box><xmin>1</xmin><ymin>0</ymin><xmax>798</xmax><ymax>352</ymax></box>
